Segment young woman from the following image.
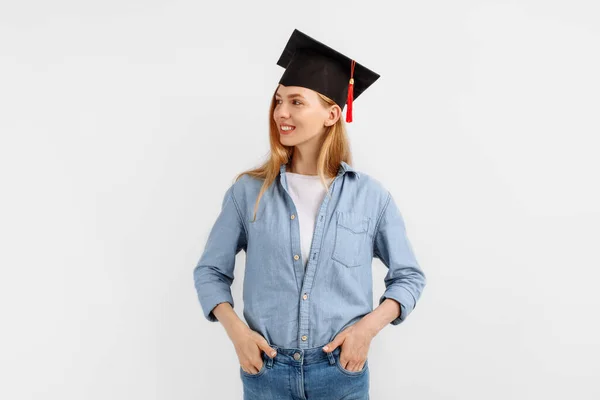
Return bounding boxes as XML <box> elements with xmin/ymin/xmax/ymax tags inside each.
<box><xmin>193</xmin><ymin>29</ymin><xmax>427</xmax><ymax>400</ymax></box>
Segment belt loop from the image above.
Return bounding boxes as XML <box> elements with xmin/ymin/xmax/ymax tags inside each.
<box><xmin>266</xmin><ymin>345</ymin><xmax>278</xmax><ymax>368</ymax></box>
<box><xmin>327</xmin><ymin>351</ymin><xmax>335</xmax><ymax>365</ymax></box>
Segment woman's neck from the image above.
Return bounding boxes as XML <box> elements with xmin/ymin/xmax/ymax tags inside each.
<box><xmin>289</xmin><ymin>151</ymin><xmax>319</xmax><ymax>175</ymax></box>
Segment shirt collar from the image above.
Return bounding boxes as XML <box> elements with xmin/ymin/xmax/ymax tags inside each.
<box><xmin>279</xmin><ymin>160</ymin><xmax>360</xmax><ymax>179</ymax></box>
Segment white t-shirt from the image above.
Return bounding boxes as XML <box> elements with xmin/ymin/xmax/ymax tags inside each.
<box><xmin>285</xmin><ymin>172</ymin><xmax>334</xmax><ymax>269</ymax></box>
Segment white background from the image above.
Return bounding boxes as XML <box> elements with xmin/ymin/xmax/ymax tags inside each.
<box><xmin>1</xmin><ymin>1</ymin><xmax>599</xmax><ymax>399</ymax></box>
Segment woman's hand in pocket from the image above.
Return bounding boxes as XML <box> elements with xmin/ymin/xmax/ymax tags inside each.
<box><xmin>322</xmin><ymin>321</ymin><xmax>374</xmax><ymax>372</ymax></box>
<box><xmin>231</xmin><ymin>326</ymin><xmax>277</xmax><ymax>374</ymax></box>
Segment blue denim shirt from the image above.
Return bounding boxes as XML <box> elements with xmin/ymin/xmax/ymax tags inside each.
<box><xmin>193</xmin><ymin>161</ymin><xmax>426</xmax><ymax>349</ymax></box>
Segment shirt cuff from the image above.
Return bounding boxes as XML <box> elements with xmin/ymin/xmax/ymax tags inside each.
<box><xmin>202</xmin><ymin>293</ymin><xmax>234</xmax><ymax>322</ymax></box>
<box><xmin>379</xmin><ymin>285</ymin><xmax>416</xmax><ymax>325</ymax></box>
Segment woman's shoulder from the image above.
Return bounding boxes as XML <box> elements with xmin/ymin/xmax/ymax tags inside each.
<box><xmin>227</xmin><ymin>172</ymin><xmax>266</xmax><ymax>203</ymax></box>
<box><xmin>352</xmin><ymin>169</ymin><xmax>389</xmax><ymax>196</ymax></box>
<box><xmin>231</xmin><ymin>172</ymin><xmax>265</xmax><ymax>190</ymax></box>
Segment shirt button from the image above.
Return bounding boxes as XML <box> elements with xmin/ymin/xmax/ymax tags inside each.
<box><xmin>302</xmin><ymin>293</ymin><xmax>308</xmax><ymax>300</ymax></box>
<box><xmin>290</xmin><ymin>214</ymin><xmax>295</xmax><ymax>219</ymax></box>
<box><xmin>301</xmin><ymin>335</ymin><xmax>307</xmax><ymax>341</ymax></box>
<box><xmin>293</xmin><ymin>352</ymin><xmax>301</xmax><ymax>360</ymax></box>
<box><xmin>294</xmin><ymin>254</ymin><xmax>299</xmax><ymax>261</ymax></box>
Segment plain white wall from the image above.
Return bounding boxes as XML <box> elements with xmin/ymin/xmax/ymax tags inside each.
<box><xmin>1</xmin><ymin>1</ymin><xmax>599</xmax><ymax>399</ymax></box>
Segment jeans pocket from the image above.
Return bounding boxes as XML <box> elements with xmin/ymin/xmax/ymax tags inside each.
<box><xmin>240</xmin><ymin>352</ymin><xmax>268</xmax><ymax>378</ymax></box>
<box><xmin>332</xmin><ymin>211</ymin><xmax>371</xmax><ymax>268</ymax></box>
<box><xmin>334</xmin><ymin>353</ymin><xmax>369</xmax><ymax>376</ymax></box>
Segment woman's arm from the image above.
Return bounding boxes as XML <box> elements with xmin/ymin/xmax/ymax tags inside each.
<box><xmin>193</xmin><ymin>184</ymin><xmax>247</xmax><ymax>322</ymax></box>
<box><xmin>357</xmin><ymin>298</ymin><xmax>403</xmax><ymax>338</ymax></box>
<box><xmin>212</xmin><ymin>302</ymin><xmax>250</xmax><ymax>338</ymax></box>
<box><xmin>372</xmin><ymin>190</ymin><xmax>427</xmax><ymax>326</ymax></box>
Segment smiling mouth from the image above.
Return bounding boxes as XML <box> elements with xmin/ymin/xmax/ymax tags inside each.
<box><xmin>280</xmin><ymin>125</ymin><xmax>296</xmax><ymax>133</ymax></box>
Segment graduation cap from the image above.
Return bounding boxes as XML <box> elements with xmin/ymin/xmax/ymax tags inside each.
<box><xmin>276</xmin><ymin>29</ymin><xmax>380</xmax><ymax>123</ymax></box>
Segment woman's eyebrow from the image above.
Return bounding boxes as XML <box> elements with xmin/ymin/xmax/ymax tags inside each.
<box><xmin>275</xmin><ymin>92</ymin><xmax>306</xmax><ymax>99</ymax></box>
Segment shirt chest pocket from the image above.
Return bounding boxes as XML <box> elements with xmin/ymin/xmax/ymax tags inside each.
<box><xmin>332</xmin><ymin>211</ymin><xmax>372</xmax><ymax>268</ymax></box>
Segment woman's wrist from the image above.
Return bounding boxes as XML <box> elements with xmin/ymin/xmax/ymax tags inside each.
<box><xmin>360</xmin><ymin>298</ymin><xmax>403</xmax><ymax>337</ymax></box>
<box><xmin>213</xmin><ymin>303</ymin><xmax>247</xmax><ymax>335</ymax></box>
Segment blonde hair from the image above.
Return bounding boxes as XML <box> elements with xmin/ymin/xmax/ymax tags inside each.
<box><xmin>234</xmin><ymin>86</ymin><xmax>354</xmax><ymax>222</ymax></box>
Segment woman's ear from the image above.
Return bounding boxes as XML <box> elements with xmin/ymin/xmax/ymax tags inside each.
<box><xmin>325</xmin><ymin>105</ymin><xmax>342</xmax><ymax>127</ymax></box>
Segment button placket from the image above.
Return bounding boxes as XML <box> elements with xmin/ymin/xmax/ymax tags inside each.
<box><xmin>296</xmin><ymin>177</ymin><xmax>340</xmax><ymax>348</ymax></box>
<box><xmin>280</xmin><ymin>163</ymin><xmax>343</xmax><ymax>349</ymax></box>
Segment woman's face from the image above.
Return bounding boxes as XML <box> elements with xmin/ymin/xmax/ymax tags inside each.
<box><xmin>273</xmin><ymin>84</ymin><xmax>339</xmax><ymax>146</ymax></box>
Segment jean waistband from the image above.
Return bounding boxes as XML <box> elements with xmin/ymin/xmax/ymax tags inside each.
<box><xmin>269</xmin><ymin>344</ymin><xmax>341</xmax><ymax>366</ymax></box>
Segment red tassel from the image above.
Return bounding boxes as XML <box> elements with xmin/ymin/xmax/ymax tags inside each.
<box><xmin>346</xmin><ymin>60</ymin><xmax>356</xmax><ymax>123</ymax></box>
<box><xmin>346</xmin><ymin>80</ymin><xmax>354</xmax><ymax>122</ymax></box>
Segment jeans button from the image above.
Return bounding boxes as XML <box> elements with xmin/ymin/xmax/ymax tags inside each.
<box><xmin>293</xmin><ymin>352</ymin><xmax>301</xmax><ymax>361</ymax></box>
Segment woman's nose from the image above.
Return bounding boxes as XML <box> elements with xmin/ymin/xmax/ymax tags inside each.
<box><xmin>274</xmin><ymin>104</ymin><xmax>290</xmax><ymax>119</ymax></box>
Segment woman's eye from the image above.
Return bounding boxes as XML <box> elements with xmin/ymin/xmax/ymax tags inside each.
<box><xmin>274</xmin><ymin>99</ymin><xmax>302</xmax><ymax>105</ymax></box>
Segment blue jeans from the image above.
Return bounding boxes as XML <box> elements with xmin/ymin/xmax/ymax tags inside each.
<box><xmin>239</xmin><ymin>343</ymin><xmax>370</xmax><ymax>399</ymax></box>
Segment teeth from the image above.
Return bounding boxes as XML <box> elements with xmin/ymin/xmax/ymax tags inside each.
<box><xmin>281</xmin><ymin>126</ymin><xmax>295</xmax><ymax>131</ymax></box>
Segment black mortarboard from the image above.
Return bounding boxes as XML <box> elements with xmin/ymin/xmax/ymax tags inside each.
<box><xmin>276</xmin><ymin>29</ymin><xmax>380</xmax><ymax>123</ymax></box>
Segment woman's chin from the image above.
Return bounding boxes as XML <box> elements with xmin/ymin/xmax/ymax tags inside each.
<box><xmin>279</xmin><ymin>135</ymin><xmax>297</xmax><ymax>144</ymax></box>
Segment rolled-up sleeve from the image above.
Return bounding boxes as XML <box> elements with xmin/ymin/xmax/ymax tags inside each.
<box><xmin>373</xmin><ymin>191</ymin><xmax>426</xmax><ymax>325</ymax></box>
<box><xmin>193</xmin><ymin>184</ymin><xmax>247</xmax><ymax>322</ymax></box>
